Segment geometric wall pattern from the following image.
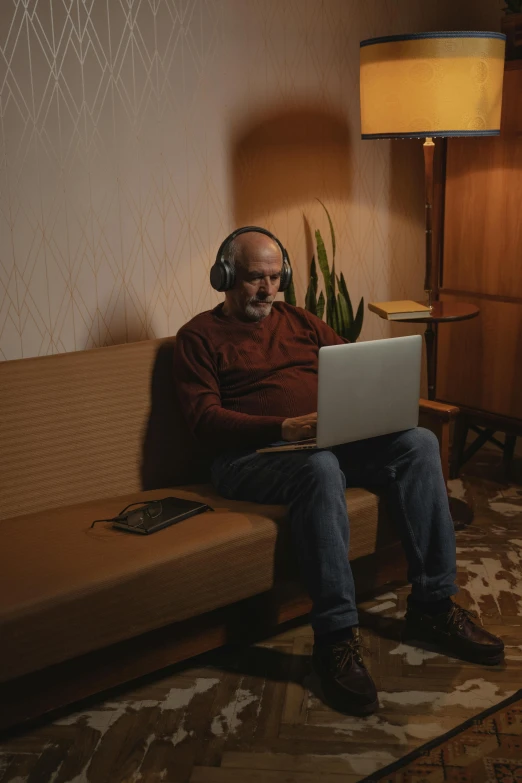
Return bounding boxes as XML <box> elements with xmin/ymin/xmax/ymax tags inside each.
<box><xmin>0</xmin><ymin>0</ymin><xmax>502</xmax><ymax>360</ymax></box>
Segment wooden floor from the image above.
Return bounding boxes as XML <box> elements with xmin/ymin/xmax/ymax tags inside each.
<box><xmin>1</xmin><ymin>450</ymin><xmax>522</xmax><ymax>783</ymax></box>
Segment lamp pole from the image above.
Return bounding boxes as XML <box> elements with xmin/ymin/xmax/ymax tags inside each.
<box><xmin>423</xmin><ymin>136</ymin><xmax>435</xmax><ymax>309</ymax></box>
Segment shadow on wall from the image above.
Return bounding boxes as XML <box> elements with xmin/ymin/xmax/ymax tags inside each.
<box><xmin>101</xmin><ymin>328</ymin><xmax>151</xmax><ymax>348</ymax></box>
<box><xmin>96</xmin><ymin>298</ymin><xmax>156</xmax><ymax>349</ymax></box>
<box><xmin>230</xmin><ymin>103</ymin><xmax>352</xmax><ymax>225</ymax></box>
<box><xmin>141</xmin><ymin>340</ymin><xmax>211</xmax><ymax>490</ymax></box>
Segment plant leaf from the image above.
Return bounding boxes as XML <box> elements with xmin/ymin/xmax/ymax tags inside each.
<box><xmin>316</xmin><ymin>198</ymin><xmax>336</xmax><ymax>262</ymax></box>
<box><xmin>338</xmin><ymin>273</ymin><xmax>354</xmax><ymax>325</ymax></box>
<box><xmin>349</xmin><ymin>297</ymin><xmax>365</xmax><ymax>342</ymax></box>
<box><xmin>305</xmin><ymin>257</ymin><xmax>318</xmax><ymax>315</ymax></box>
<box><xmin>304</xmin><ymin>281</ymin><xmax>317</xmax><ymax>315</ymax></box>
<box><xmin>305</xmin><ymin>283</ymin><xmax>317</xmax><ymax>316</ymax></box>
<box><xmin>336</xmin><ymin>293</ymin><xmax>349</xmax><ymax>338</ymax></box>
<box><xmin>315</xmin><ymin>229</ymin><xmax>332</xmax><ymax>296</ymax></box>
<box><xmin>336</xmin><ymin>291</ymin><xmax>352</xmax><ymax>338</ymax></box>
<box><xmin>326</xmin><ymin>293</ymin><xmax>332</xmax><ymax>329</ymax></box>
<box><xmin>310</xmin><ymin>255</ymin><xmax>318</xmax><ymax>287</ymax></box>
<box><xmin>327</xmin><ymin>290</ymin><xmax>338</xmax><ymax>333</ymax></box>
<box><xmin>317</xmin><ymin>291</ymin><xmax>325</xmax><ymax>320</ymax></box>
<box><xmin>333</xmin><ymin>298</ymin><xmax>341</xmax><ymax>335</ymax></box>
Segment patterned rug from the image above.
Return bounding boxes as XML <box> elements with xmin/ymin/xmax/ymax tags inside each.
<box><xmin>361</xmin><ymin>689</ymin><xmax>522</xmax><ymax>782</ymax></box>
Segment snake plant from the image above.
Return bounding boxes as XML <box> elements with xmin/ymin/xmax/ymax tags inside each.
<box><xmin>284</xmin><ymin>200</ymin><xmax>364</xmax><ymax>342</ymax></box>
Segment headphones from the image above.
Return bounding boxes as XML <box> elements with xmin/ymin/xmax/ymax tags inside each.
<box><xmin>210</xmin><ymin>226</ymin><xmax>292</xmax><ymax>292</ymax></box>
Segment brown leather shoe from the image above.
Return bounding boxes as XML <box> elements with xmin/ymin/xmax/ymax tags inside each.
<box><xmin>312</xmin><ymin>630</ymin><xmax>378</xmax><ymax>716</ymax></box>
<box><xmin>403</xmin><ymin>603</ymin><xmax>504</xmax><ymax>665</ymax></box>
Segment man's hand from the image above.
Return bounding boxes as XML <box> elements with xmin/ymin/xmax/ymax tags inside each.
<box><xmin>282</xmin><ymin>412</ymin><xmax>317</xmax><ymax>442</ymax></box>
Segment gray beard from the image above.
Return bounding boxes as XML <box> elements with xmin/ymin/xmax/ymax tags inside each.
<box><xmin>244</xmin><ymin>300</ymin><xmax>273</xmax><ymax>321</ymax></box>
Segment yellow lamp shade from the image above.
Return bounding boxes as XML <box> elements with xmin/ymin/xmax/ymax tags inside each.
<box><xmin>360</xmin><ymin>32</ymin><xmax>506</xmax><ymax>138</ymax></box>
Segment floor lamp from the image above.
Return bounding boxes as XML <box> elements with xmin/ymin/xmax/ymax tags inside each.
<box><xmin>360</xmin><ymin>32</ymin><xmax>506</xmax><ymax>529</ymax></box>
<box><xmin>359</xmin><ymin>31</ymin><xmax>506</xmax><ymax>308</ymax></box>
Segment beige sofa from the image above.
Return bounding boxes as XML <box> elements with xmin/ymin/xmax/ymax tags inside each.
<box><xmin>0</xmin><ymin>337</ymin><xmax>458</xmax><ymax>732</ymax></box>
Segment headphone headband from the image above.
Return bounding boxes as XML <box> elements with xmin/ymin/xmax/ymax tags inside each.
<box><xmin>210</xmin><ymin>226</ymin><xmax>292</xmax><ymax>293</ymax></box>
<box><xmin>215</xmin><ymin>226</ymin><xmax>288</xmax><ymax>266</ymax></box>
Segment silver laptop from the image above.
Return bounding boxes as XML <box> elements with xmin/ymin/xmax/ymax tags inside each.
<box><xmin>258</xmin><ymin>335</ymin><xmax>422</xmax><ymax>452</ymax></box>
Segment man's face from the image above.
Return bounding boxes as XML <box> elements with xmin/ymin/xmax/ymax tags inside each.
<box><xmin>225</xmin><ymin>236</ymin><xmax>283</xmax><ymax>322</ymax></box>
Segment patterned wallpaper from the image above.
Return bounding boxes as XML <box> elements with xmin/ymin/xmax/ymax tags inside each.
<box><xmin>0</xmin><ymin>0</ymin><xmax>502</xmax><ymax>360</ymax></box>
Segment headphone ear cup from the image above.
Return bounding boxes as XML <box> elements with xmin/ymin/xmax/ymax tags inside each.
<box><xmin>210</xmin><ymin>262</ymin><xmax>225</xmax><ymax>291</ymax></box>
<box><xmin>210</xmin><ymin>258</ymin><xmax>235</xmax><ymax>292</ymax></box>
<box><xmin>279</xmin><ymin>258</ymin><xmax>292</xmax><ymax>292</ymax></box>
<box><xmin>224</xmin><ymin>259</ymin><xmax>235</xmax><ymax>291</ymax></box>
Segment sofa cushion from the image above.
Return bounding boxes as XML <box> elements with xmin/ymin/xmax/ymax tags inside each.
<box><xmin>0</xmin><ymin>338</ymin><xmax>210</xmax><ymax>522</ymax></box>
<box><xmin>0</xmin><ymin>485</ymin><xmax>387</xmax><ymax>683</ymax></box>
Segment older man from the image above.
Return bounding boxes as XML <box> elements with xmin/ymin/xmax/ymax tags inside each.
<box><xmin>173</xmin><ymin>227</ymin><xmax>504</xmax><ymax>716</ymax></box>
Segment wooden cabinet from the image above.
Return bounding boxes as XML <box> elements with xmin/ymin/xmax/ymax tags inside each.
<box><xmin>436</xmin><ymin>61</ymin><xmax>522</xmax><ymax>422</ymax></box>
<box><xmin>437</xmin><ymin>293</ymin><xmax>522</xmax><ymax>419</ymax></box>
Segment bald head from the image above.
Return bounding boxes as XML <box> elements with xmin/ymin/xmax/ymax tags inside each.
<box><xmin>227</xmin><ymin>231</ymin><xmax>282</xmax><ymax>270</ymax></box>
<box><xmin>222</xmin><ymin>230</ymin><xmax>284</xmax><ymax>322</ymax></box>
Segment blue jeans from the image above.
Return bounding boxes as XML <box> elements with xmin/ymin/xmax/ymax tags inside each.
<box><xmin>211</xmin><ymin>427</ymin><xmax>458</xmax><ymax>635</ymax></box>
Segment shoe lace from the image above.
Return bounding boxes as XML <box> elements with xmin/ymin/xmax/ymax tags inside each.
<box><xmin>450</xmin><ymin>605</ymin><xmax>479</xmax><ymax>631</ymax></box>
<box><xmin>331</xmin><ymin>635</ymin><xmax>370</xmax><ymax>672</ymax></box>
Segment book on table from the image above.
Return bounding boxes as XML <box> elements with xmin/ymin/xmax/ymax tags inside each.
<box><xmin>368</xmin><ymin>300</ymin><xmax>431</xmax><ymax>320</ymax></box>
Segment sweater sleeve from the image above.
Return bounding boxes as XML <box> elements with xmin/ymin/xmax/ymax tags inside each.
<box><xmin>173</xmin><ymin>329</ymin><xmax>285</xmax><ymax>451</ymax></box>
<box><xmin>299</xmin><ymin>308</ymin><xmax>349</xmax><ymax>347</ymax></box>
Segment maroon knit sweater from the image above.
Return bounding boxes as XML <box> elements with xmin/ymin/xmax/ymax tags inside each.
<box><xmin>173</xmin><ymin>301</ymin><xmax>346</xmax><ymax>454</ymax></box>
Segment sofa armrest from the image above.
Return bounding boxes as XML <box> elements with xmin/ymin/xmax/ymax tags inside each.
<box><xmin>418</xmin><ymin>399</ymin><xmax>460</xmax><ymax>483</ymax></box>
<box><xmin>419</xmin><ymin>399</ymin><xmax>459</xmax><ymax>421</ymax></box>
